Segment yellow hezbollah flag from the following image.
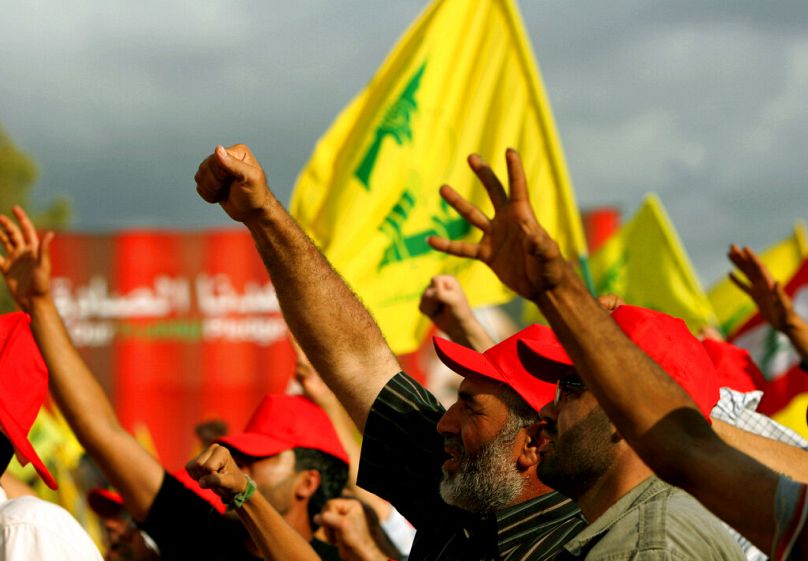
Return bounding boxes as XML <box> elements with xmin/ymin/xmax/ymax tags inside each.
<box><xmin>708</xmin><ymin>222</ymin><xmax>808</xmax><ymax>338</ymax></box>
<box><xmin>588</xmin><ymin>194</ymin><xmax>717</xmax><ymax>333</ymax></box>
<box><xmin>290</xmin><ymin>0</ymin><xmax>586</xmax><ymax>353</ymax></box>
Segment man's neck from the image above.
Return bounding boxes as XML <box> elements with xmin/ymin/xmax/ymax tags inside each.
<box><xmin>284</xmin><ymin>507</ymin><xmax>313</xmax><ymax>542</ymax></box>
<box><xmin>507</xmin><ymin>473</ymin><xmax>555</xmax><ymax>508</ymax></box>
<box><xmin>576</xmin><ymin>453</ymin><xmax>653</xmax><ymax>522</ymax></box>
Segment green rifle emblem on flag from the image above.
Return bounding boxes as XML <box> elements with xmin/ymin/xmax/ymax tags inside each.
<box><xmin>378</xmin><ymin>192</ymin><xmax>469</xmax><ymax>269</ymax></box>
<box><xmin>354</xmin><ymin>63</ymin><xmax>427</xmax><ymax>191</ymax></box>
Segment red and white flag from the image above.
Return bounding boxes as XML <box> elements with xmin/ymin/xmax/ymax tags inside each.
<box><xmin>731</xmin><ymin>258</ymin><xmax>808</xmax><ymax>434</ymax></box>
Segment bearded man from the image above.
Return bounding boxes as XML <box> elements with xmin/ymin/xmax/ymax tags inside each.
<box><xmin>357</xmin><ymin>325</ymin><xmax>587</xmax><ymax>561</ymax></box>
<box><xmin>193</xmin><ymin>144</ymin><xmax>586</xmax><ymax>561</ymax></box>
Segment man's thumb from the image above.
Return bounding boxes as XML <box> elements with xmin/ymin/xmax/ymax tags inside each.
<box><xmin>214</xmin><ymin>145</ymin><xmax>251</xmax><ymax>183</ymax></box>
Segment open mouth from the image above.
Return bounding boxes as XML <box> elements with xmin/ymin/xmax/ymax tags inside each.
<box><xmin>442</xmin><ymin>445</ymin><xmax>462</xmax><ymax>470</ymax></box>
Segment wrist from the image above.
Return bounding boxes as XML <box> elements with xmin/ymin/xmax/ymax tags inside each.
<box><xmin>29</xmin><ymin>293</ymin><xmax>56</xmax><ymax>314</ymax></box>
<box><xmin>242</xmin><ymin>193</ymin><xmax>282</xmax><ymax>230</ymax></box>
<box><xmin>227</xmin><ymin>474</ymin><xmax>257</xmax><ymax>510</ymax></box>
<box><xmin>533</xmin><ymin>267</ymin><xmax>588</xmax><ymax>313</ymax></box>
<box><xmin>780</xmin><ymin>311</ymin><xmax>806</xmax><ymax>333</ymax></box>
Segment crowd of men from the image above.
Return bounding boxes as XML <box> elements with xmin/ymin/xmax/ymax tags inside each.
<box><xmin>0</xmin><ymin>143</ymin><xmax>805</xmax><ymax>560</ymax></box>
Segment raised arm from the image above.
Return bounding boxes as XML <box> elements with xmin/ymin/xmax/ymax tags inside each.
<box><xmin>712</xmin><ymin>419</ymin><xmax>808</xmax><ymax>483</ymax></box>
<box><xmin>0</xmin><ymin>207</ymin><xmax>164</xmax><ymax>521</ymax></box>
<box><xmin>186</xmin><ymin>443</ymin><xmax>320</xmax><ymax>561</ymax></box>
<box><xmin>728</xmin><ymin>244</ymin><xmax>808</xmax><ymax>359</ymax></box>
<box><xmin>418</xmin><ymin>275</ymin><xmax>495</xmax><ymax>351</ymax></box>
<box><xmin>194</xmin><ymin>145</ymin><xmax>400</xmax><ymax>430</ymax></box>
<box><xmin>428</xmin><ymin>149</ymin><xmax>781</xmax><ymax>554</ymax></box>
<box><xmin>292</xmin><ymin>338</ymin><xmax>389</xmax><ymax>517</ymax></box>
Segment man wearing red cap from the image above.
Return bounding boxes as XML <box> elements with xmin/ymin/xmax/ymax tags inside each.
<box><xmin>192</xmin><ymin>144</ymin><xmax>589</xmax><ymax>560</ymax></box>
<box><xmin>87</xmin><ymin>488</ymin><xmax>160</xmax><ymax>561</ymax></box>
<box><xmin>424</xmin><ymin>148</ymin><xmax>763</xmax><ymax>558</ymax></box>
<box><xmin>0</xmin><ymin>207</ymin><xmax>347</xmax><ymax>561</ymax></box>
<box><xmin>144</xmin><ymin>394</ymin><xmax>349</xmax><ymax>561</ymax></box>
<box><xmin>0</xmin><ymin>311</ymin><xmax>102</xmax><ymax>560</ymax></box>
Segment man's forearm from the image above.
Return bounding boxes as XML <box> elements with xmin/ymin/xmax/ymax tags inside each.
<box><xmin>713</xmin><ymin>419</ymin><xmax>808</xmax><ymax>483</ymax></box>
<box><xmin>783</xmin><ymin>315</ymin><xmax>808</xmax><ymax>361</ymax></box>
<box><xmin>236</xmin><ymin>494</ymin><xmax>321</xmax><ymax>561</ymax></box>
<box><xmin>243</xmin><ymin>200</ymin><xmax>400</xmax><ymax>431</ymax></box>
<box><xmin>534</xmin><ymin>267</ymin><xmax>697</xmax><ymax>446</ymax></box>
<box><xmin>28</xmin><ymin>295</ymin><xmax>163</xmax><ymax>520</ymax></box>
<box><xmin>442</xmin><ymin>315</ymin><xmax>495</xmax><ymax>352</ymax></box>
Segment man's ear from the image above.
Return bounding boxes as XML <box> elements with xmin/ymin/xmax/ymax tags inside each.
<box><xmin>517</xmin><ymin>422</ymin><xmax>543</xmax><ymax>470</ymax></box>
<box><xmin>293</xmin><ymin>469</ymin><xmax>321</xmax><ymax>500</ymax></box>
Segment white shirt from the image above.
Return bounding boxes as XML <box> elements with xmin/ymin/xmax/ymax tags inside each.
<box><xmin>0</xmin><ymin>486</ymin><xmax>103</xmax><ymax>560</ymax></box>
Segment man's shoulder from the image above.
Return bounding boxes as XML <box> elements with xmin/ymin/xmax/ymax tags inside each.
<box><xmin>564</xmin><ymin>479</ymin><xmax>745</xmax><ymax>560</ymax></box>
<box><xmin>0</xmin><ymin>495</ymin><xmax>77</xmax><ymax>525</ymax></box>
<box><xmin>0</xmin><ymin>496</ymin><xmax>102</xmax><ymax>559</ymax></box>
<box><xmin>607</xmin><ymin>482</ymin><xmax>745</xmax><ymax>559</ymax></box>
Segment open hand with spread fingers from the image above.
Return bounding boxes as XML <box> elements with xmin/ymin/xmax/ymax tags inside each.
<box><xmin>427</xmin><ymin>149</ymin><xmax>568</xmax><ymax>302</ymax></box>
<box><xmin>0</xmin><ymin>206</ymin><xmax>54</xmax><ymax>313</ymax></box>
<box><xmin>728</xmin><ymin>244</ymin><xmax>798</xmax><ymax>333</ymax></box>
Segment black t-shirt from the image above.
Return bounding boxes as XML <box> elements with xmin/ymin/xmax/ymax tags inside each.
<box><xmin>141</xmin><ymin>471</ymin><xmax>340</xmax><ymax>561</ymax></box>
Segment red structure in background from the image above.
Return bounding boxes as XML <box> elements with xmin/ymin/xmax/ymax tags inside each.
<box><xmin>48</xmin><ymin>229</ymin><xmax>430</xmax><ymax>471</ymax></box>
<box><xmin>49</xmin><ymin>230</ymin><xmax>294</xmax><ymax>470</ymax></box>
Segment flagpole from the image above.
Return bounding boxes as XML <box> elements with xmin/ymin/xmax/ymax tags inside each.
<box><xmin>578</xmin><ymin>254</ymin><xmax>595</xmax><ymax>295</ymax></box>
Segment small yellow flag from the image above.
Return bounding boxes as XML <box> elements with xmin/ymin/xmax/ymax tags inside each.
<box><xmin>708</xmin><ymin>222</ymin><xmax>808</xmax><ymax>337</ymax></box>
<box><xmin>290</xmin><ymin>0</ymin><xmax>586</xmax><ymax>353</ymax></box>
<box><xmin>588</xmin><ymin>194</ymin><xmax>717</xmax><ymax>333</ymax></box>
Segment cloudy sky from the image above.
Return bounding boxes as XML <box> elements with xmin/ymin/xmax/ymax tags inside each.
<box><xmin>2</xmin><ymin>1</ymin><xmax>807</xmax><ymax>284</ymax></box>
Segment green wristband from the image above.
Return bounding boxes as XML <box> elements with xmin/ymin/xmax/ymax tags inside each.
<box><xmin>229</xmin><ymin>474</ymin><xmax>257</xmax><ymax>509</ymax></box>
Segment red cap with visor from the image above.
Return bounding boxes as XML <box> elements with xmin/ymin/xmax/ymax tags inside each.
<box><xmin>216</xmin><ymin>394</ymin><xmax>349</xmax><ymax>465</ymax></box>
<box><xmin>0</xmin><ymin>312</ymin><xmax>57</xmax><ymax>489</ymax></box>
<box><xmin>517</xmin><ymin>305</ymin><xmax>721</xmax><ymax>419</ymax></box>
<box><xmin>433</xmin><ymin>324</ymin><xmax>557</xmax><ymax>412</ymax></box>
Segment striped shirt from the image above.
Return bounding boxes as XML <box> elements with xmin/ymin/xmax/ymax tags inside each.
<box><xmin>358</xmin><ymin>372</ymin><xmax>586</xmax><ymax>561</ymax></box>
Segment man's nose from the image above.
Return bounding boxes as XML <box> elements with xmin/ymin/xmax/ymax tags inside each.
<box><xmin>436</xmin><ymin>401</ymin><xmax>460</xmax><ymax>435</ymax></box>
<box><xmin>539</xmin><ymin>399</ymin><xmax>558</xmax><ymax>423</ymax></box>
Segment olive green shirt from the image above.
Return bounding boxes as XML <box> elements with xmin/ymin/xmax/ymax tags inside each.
<box><xmin>556</xmin><ymin>476</ymin><xmax>745</xmax><ymax>560</ymax></box>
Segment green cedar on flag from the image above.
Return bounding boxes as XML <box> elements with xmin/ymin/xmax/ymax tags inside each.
<box><xmin>290</xmin><ymin>0</ymin><xmax>587</xmax><ymax>353</ymax></box>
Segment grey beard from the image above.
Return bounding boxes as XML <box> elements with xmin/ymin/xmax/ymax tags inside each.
<box><xmin>439</xmin><ymin>429</ymin><xmax>526</xmax><ymax>513</ymax></box>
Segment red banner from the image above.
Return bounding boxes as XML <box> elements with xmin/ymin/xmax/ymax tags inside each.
<box><xmin>49</xmin><ymin>229</ymin><xmax>295</xmax><ymax>469</ymax></box>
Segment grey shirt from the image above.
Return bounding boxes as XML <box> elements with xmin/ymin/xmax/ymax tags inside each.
<box><xmin>556</xmin><ymin>476</ymin><xmax>745</xmax><ymax>560</ymax></box>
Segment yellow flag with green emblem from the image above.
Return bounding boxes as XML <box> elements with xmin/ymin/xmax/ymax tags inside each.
<box><xmin>290</xmin><ymin>0</ymin><xmax>586</xmax><ymax>353</ymax></box>
<box><xmin>708</xmin><ymin>222</ymin><xmax>808</xmax><ymax>337</ymax></box>
<box><xmin>588</xmin><ymin>194</ymin><xmax>717</xmax><ymax>333</ymax></box>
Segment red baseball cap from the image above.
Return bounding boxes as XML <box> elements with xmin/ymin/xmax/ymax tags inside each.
<box><xmin>87</xmin><ymin>487</ymin><xmax>125</xmax><ymax>518</ymax></box>
<box><xmin>517</xmin><ymin>305</ymin><xmax>720</xmax><ymax>419</ymax></box>
<box><xmin>0</xmin><ymin>312</ymin><xmax>57</xmax><ymax>489</ymax></box>
<box><xmin>216</xmin><ymin>395</ymin><xmax>349</xmax><ymax>465</ymax></box>
<box><xmin>701</xmin><ymin>339</ymin><xmax>765</xmax><ymax>393</ymax></box>
<box><xmin>432</xmin><ymin>324</ymin><xmax>558</xmax><ymax>412</ymax></box>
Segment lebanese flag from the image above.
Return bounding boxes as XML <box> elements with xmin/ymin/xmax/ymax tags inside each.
<box><xmin>731</xmin><ymin>258</ymin><xmax>808</xmax><ymax>432</ymax></box>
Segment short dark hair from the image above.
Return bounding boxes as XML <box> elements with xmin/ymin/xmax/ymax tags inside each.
<box><xmin>293</xmin><ymin>448</ymin><xmax>348</xmax><ymax>527</ymax></box>
<box><xmin>0</xmin><ymin>434</ymin><xmax>14</xmax><ymax>475</ymax></box>
<box><xmin>498</xmin><ymin>384</ymin><xmax>541</xmax><ymax>429</ymax></box>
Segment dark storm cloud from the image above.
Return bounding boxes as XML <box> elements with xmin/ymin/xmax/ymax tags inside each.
<box><xmin>1</xmin><ymin>1</ymin><xmax>806</xmax><ymax>284</ymax></box>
